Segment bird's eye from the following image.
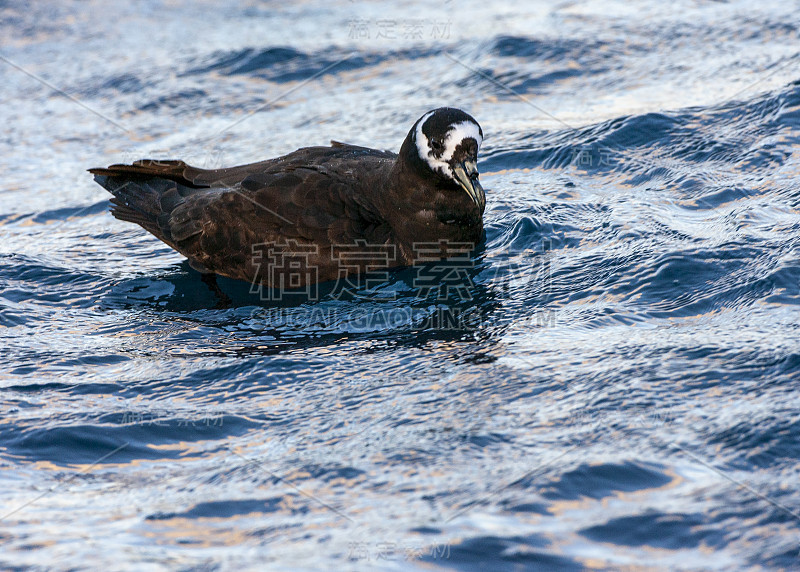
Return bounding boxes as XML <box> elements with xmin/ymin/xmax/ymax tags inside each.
<box><xmin>430</xmin><ymin>139</ymin><xmax>444</xmax><ymax>152</ymax></box>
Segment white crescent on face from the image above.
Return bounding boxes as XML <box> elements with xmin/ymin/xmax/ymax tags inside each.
<box><xmin>414</xmin><ymin>111</ymin><xmax>483</xmax><ymax>180</ymax></box>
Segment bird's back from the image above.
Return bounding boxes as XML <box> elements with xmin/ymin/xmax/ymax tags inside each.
<box><xmin>91</xmin><ymin>143</ymin><xmax>399</xmax><ymax>286</ymax></box>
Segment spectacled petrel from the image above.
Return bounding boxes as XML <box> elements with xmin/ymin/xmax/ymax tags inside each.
<box><xmin>90</xmin><ymin>107</ymin><xmax>485</xmax><ymax>288</ymax></box>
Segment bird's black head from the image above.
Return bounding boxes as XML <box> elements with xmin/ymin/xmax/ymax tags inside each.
<box><xmin>401</xmin><ymin>107</ymin><xmax>485</xmax><ymax>213</ymax></box>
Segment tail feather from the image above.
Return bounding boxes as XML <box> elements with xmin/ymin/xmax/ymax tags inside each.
<box><xmin>90</xmin><ymin>160</ymin><xmax>210</xmax><ymax>247</ymax></box>
<box><xmin>88</xmin><ymin>160</ymin><xmax>202</xmax><ymax>188</ymax></box>
<box><xmin>93</xmin><ymin>175</ymin><xmax>165</xmax><ymax>240</ymax></box>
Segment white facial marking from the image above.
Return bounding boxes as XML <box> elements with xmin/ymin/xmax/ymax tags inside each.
<box><xmin>414</xmin><ymin>113</ymin><xmax>483</xmax><ymax>179</ymax></box>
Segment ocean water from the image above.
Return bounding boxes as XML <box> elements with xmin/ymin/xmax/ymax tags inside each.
<box><xmin>2</xmin><ymin>0</ymin><xmax>800</xmax><ymax>569</ymax></box>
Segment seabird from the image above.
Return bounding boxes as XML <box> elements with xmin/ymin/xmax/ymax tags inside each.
<box><xmin>90</xmin><ymin>107</ymin><xmax>485</xmax><ymax>287</ymax></box>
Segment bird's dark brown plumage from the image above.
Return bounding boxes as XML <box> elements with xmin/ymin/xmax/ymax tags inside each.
<box><xmin>90</xmin><ymin>108</ymin><xmax>485</xmax><ymax>287</ymax></box>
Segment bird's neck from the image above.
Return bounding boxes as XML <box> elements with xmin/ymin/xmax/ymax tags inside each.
<box><xmin>382</xmin><ymin>155</ymin><xmax>484</xmax><ymax>263</ymax></box>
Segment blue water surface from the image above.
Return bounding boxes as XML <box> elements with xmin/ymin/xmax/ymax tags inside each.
<box><xmin>2</xmin><ymin>1</ymin><xmax>800</xmax><ymax>569</ymax></box>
